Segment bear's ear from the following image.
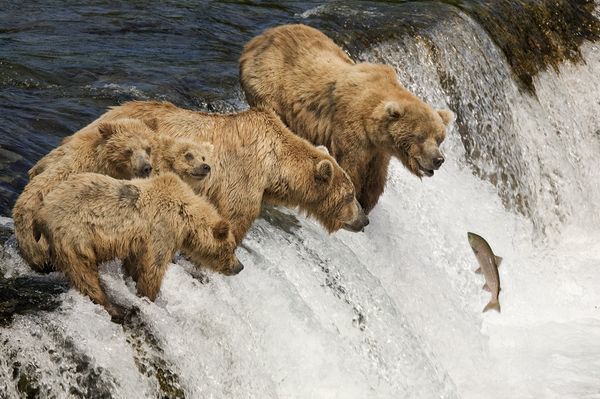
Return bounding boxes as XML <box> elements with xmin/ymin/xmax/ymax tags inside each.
<box><xmin>316</xmin><ymin>145</ymin><xmax>330</xmax><ymax>155</ymax></box>
<box><xmin>212</xmin><ymin>220</ymin><xmax>230</xmax><ymax>241</ymax></box>
<box><xmin>384</xmin><ymin>101</ymin><xmax>403</xmax><ymax>120</ymax></box>
<box><xmin>98</xmin><ymin>122</ymin><xmax>116</xmax><ymax>140</ymax></box>
<box><xmin>142</xmin><ymin>118</ymin><xmax>159</xmax><ymax>132</ymax></box>
<box><xmin>315</xmin><ymin>159</ymin><xmax>333</xmax><ymax>184</ymax></box>
<box><xmin>437</xmin><ymin>109</ymin><xmax>455</xmax><ymax>126</ymax></box>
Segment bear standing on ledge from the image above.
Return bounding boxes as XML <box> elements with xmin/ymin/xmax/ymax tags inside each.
<box><xmin>92</xmin><ymin>101</ymin><xmax>369</xmax><ymax>244</ymax></box>
<box><xmin>33</xmin><ymin>172</ymin><xmax>242</xmax><ymax>322</ymax></box>
<box><xmin>240</xmin><ymin>24</ymin><xmax>454</xmax><ymax>213</ymax></box>
<box><xmin>13</xmin><ymin>118</ymin><xmax>156</xmax><ymax>271</ymax></box>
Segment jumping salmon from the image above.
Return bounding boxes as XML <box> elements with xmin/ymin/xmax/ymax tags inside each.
<box><xmin>467</xmin><ymin>232</ymin><xmax>502</xmax><ymax>313</ymax></box>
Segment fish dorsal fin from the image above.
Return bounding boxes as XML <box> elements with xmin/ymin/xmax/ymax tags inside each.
<box><xmin>495</xmin><ymin>255</ymin><xmax>503</xmax><ymax>267</ymax></box>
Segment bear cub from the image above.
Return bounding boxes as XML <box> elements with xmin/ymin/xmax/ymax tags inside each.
<box><xmin>33</xmin><ymin>172</ymin><xmax>243</xmax><ymax>322</ymax></box>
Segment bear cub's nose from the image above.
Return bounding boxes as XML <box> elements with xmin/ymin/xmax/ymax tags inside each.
<box><xmin>201</xmin><ymin>163</ymin><xmax>211</xmax><ymax>174</ymax></box>
<box><xmin>141</xmin><ymin>164</ymin><xmax>153</xmax><ymax>176</ymax></box>
<box><xmin>433</xmin><ymin>156</ymin><xmax>445</xmax><ymax>169</ymax></box>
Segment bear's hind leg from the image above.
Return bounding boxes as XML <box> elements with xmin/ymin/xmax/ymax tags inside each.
<box><xmin>59</xmin><ymin>249</ymin><xmax>125</xmax><ymax>322</ymax></box>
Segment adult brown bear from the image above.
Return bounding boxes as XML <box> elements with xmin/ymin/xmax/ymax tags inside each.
<box><xmin>33</xmin><ymin>101</ymin><xmax>369</xmax><ymax>245</ymax></box>
<box><xmin>240</xmin><ymin>24</ymin><xmax>454</xmax><ymax>213</ymax></box>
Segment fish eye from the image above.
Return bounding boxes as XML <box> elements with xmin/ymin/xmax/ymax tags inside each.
<box><xmin>185</xmin><ymin>152</ymin><xmax>194</xmax><ymax>161</ymax></box>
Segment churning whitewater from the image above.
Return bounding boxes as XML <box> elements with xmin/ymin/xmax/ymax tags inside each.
<box><xmin>1</xmin><ymin>2</ymin><xmax>600</xmax><ymax>399</ymax></box>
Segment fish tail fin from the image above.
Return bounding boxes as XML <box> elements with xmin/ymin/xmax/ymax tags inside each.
<box><xmin>483</xmin><ymin>299</ymin><xmax>501</xmax><ymax>313</ymax></box>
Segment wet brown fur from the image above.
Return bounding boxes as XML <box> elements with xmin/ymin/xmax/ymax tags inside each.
<box><xmin>154</xmin><ymin>136</ymin><xmax>214</xmax><ymax>193</ymax></box>
<box><xmin>84</xmin><ymin>101</ymin><xmax>366</xmax><ymax>244</ymax></box>
<box><xmin>34</xmin><ymin>172</ymin><xmax>240</xmax><ymax>319</ymax></box>
<box><xmin>239</xmin><ymin>24</ymin><xmax>454</xmax><ymax>213</ymax></box>
<box><xmin>13</xmin><ymin>118</ymin><xmax>157</xmax><ymax>270</ymax></box>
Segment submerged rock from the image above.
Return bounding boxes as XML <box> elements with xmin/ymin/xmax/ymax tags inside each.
<box><xmin>0</xmin><ymin>275</ymin><xmax>68</xmax><ymax>325</ymax></box>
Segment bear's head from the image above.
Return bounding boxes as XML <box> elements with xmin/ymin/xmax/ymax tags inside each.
<box><xmin>372</xmin><ymin>99</ymin><xmax>454</xmax><ymax>178</ymax></box>
<box><xmin>97</xmin><ymin>118</ymin><xmax>156</xmax><ymax>179</ymax></box>
<box><xmin>294</xmin><ymin>146</ymin><xmax>369</xmax><ymax>233</ymax></box>
<box><xmin>183</xmin><ymin>208</ymin><xmax>244</xmax><ymax>276</ymax></box>
<box><xmin>161</xmin><ymin>138</ymin><xmax>214</xmax><ymax>181</ymax></box>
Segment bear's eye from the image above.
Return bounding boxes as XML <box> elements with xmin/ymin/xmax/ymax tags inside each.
<box><xmin>124</xmin><ymin>149</ymin><xmax>133</xmax><ymax>156</ymax></box>
<box><xmin>415</xmin><ymin>134</ymin><xmax>426</xmax><ymax>143</ymax></box>
<box><xmin>146</xmin><ymin>147</ymin><xmax>152</xmax><ymax>156</ymax></box>
<box><xmin>185</xmin><ymin>153</ymin><xmax>194</xmax><ymax>161</ymax></box>
<box><xmin>202</xmin><ymin>156</ymin><xmax>205</xmax><ymax>162</ymax></box>
<box><xmin>344</xmin><ymin>192</ymin><xmax>354</xmax><ymax>204</ymax></box>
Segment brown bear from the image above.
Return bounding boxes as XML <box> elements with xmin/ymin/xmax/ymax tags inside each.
<box><xmin>154</xmin><ymin>136</ymin><xmax>214</xmax><ymax>192</ymax></box>
<box><xmin>13</xmin><ymin>118</ymin><xmax>156</xmax><ymax>271</ymax></box>
<box><xmin>69</xmin><ymin>100</ymin><xmax>369</xmax><ymax>244</ymax></box>
<box><xmin>27</xmin><ymin>117</ymin><xmax>157</xmax><ymax>180</ymax></box>
<box><xmin>239</xmin><ymin>24</ymin><xmax>455</xmax><ymax>213</ymax></box>
<box><xmin>33</xmin><ymin>172</ymin><xmax>242</xmax><ymax>322</ymax></box>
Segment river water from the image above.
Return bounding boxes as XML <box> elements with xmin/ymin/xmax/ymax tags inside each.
<box><xmin>1</xmin><ymin>1</ymin><xmax>599</xmax><ymax>398</ymax></box>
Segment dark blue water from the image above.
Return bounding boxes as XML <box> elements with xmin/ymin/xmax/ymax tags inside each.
<box><xmin>0</xmin><ymin>1</ymin><xmax>316</xmax><ymax>214</ymax></box>
<box><xmin>0</xmin><ymin>0</ymin><xmax>597</xmax><ymax>216</ymax></box>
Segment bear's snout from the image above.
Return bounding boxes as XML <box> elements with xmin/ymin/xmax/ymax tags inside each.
<box><xmin>191</xmin><ymin>163</ymin><xmax>211</xmax><ymax>179</ymax></box>
<box><xmin>228</xmin><ymin>260</ymin><xmax>244</xmax><ymax>275</ymax></box>
<box><xmin>200</xmin><ymin>163</ymin><xmax>211</xmax><ymax>175</ymax></box>
<box><xmin>140</xmin><ymin>163</ymin><xmax>153</xmax><ymax>177</ymax></box>
<box><xmin>343</xmin><ymin>201</ymin><xmax>370</xmax><ymax>232</ymax></box>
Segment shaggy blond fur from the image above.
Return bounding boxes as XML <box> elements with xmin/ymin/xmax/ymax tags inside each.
<box><xmin>28</xmin><ymin>118</ymin><xmax>157</xmax><ymax>179</ymax></box>
<box><xmin>13</xmin><ymin>118</ymin><xmax>156</xmax><ymax>271</ymax></box>
<box><xmin>34</xmin><ymin>172</ymin><xmax>241</xmax><ymax>321</ymax></box>
<box><xmin>239</xmin><ymin>24</ymin><xmax>454</xmax><ymax>213</ymax></box>
<box><xmin>77</xmin><ymin>101</ymin><xmax>368</xmax><ymax>243</ymax></box>
<box><xmin>154</xmin><ymin>136</ymin><xmax>214</xmax><ymax>192</ymax></box>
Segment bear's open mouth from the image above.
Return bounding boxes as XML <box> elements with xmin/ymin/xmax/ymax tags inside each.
<box><xmin>190</xmin><ymin>171</ymin><xmax>209</xmax><ymax>179</ymax></box>
<box><xmin>418</xmin><ymin>164</ymin><xmax>434</xmax><ymax>177</ymax></box>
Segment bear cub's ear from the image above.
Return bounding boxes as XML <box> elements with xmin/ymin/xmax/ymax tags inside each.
<box><xmin>212</xmin><ymin>220</ymin><xmax>230</xmax><ymax>241</ymax></box>
<box><xmin>384</xmin><ymin>101</ymin><xmax>403</xmax><ymax>120</ymax></box>
<box><xmin>315</xmin><ymin>159</ymin><xmax>333</xmax><ymax>184</ymax></box>
<box><xmin>98</xmin><ymin>122</ymin><xmax>117</xmax><ymax>140</ymax></box>
<box><xmin>437</xmin><ymin>109</ymin><xmax>455</xmax><ymax>126</ymax></box>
